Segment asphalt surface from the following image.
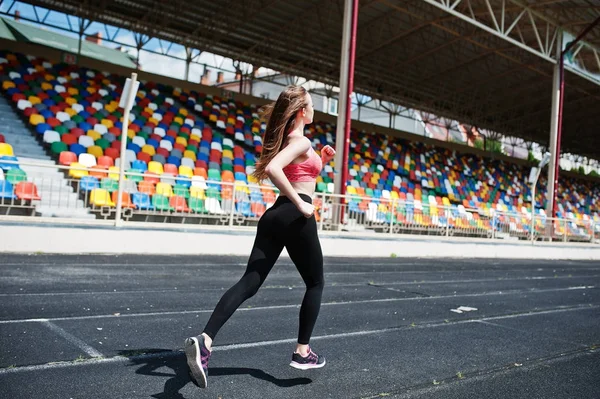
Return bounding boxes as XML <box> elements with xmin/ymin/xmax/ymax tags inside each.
<box><xmin>0</xmin><ymin>254</ymin><xmax>598</xmax><ymax>399</ymax></box>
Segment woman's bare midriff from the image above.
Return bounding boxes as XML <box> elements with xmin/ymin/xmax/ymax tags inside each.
<box><xmin>280</xmin><ymin>181</ymin><xmax>316</xmax><ymax>199</ymax></box>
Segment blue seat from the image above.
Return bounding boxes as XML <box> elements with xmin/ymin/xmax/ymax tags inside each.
<box><xmin>0</xmin><ymin>181</ymin><xmax>16</xmax><ymax>199</ymax></box>
<box><xmin>236</xmin><ymin>201</ymin><xmax>251</xmax><ymax>217</ymax></box>
<box><xmin>132</xmin><ymin>193</ymin><xmax>154</xmax><ymax>210</ymax></box>
<box><xmin>69</xmin><ymin>144</ymin><xmax>86</xmax><ymax>157</ymax></box>
<box><xmin>131</xmin><ymin>160</ymin><xmax>148</xmax><ymax>172</ymax></box>
<box><xmin>36</xmin><ymin>123</ymin><xmax>51</xmax><ymax>135</ymax></box>
<box><xmin>175</xmin><ymin>175</ymin><xmax>191</xmax><ymax>188</ymax></box>
<box><xmin>0</xmin><ymin>156</ymin><xmax>19</xmax><ymax>171</ymax></box>
<box><xmin>167</xmin><ymin>156</ymin><xmax>181</xmax><ymax>167</ymax></box>
<box><xmin>79</xmin><ymin>176</ymin><xmax>100</xmax><ymax>192</ymax></box>
<box><xmin>126</xmin><ymin>143</ymin><xmax>141</xmax><ymax>154</ymax></box>
<box><xmin>234</xmin><ymin>172</ymin><xmax>246</xmax><ymax>182</ymax></box>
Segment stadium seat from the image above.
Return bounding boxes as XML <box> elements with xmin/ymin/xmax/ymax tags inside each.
<box><xmin>170</xmin><ymin>195</ymin><xmax>189</xmax><ymax>212</ymax></box>
<box><xmin>0</xmin><ymin>180</ymin><xmax>16</xmax><ymax>199</ymax></box>
<box><xmin>90</xmin><ymin>189</ymin><xmax>115</xmax><ymax>207</ymax></box>
<box><xmin>111</xmin><ymin>191</ymin><xmax>135</xmax><ymax>208</ymax></box>
<box><xmin>0</xmin><ymin>143</ymin><xmax>14</xmax><ymax>157</ymax></box>
<box><xmin>132</xmin><ymin>192</ymin><xmax>153</xmax><ymax>210</ymax></box>
<box><xmin>15</xmin><ymin>182</ymin><xmax>41</xmax><ymax>200</ymax></box>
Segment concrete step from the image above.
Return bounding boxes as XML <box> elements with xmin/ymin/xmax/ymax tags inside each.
<box><xmin>34</xmin><ymin>206</ymin><xmax>96</xmax><ymax>219</ymax></box>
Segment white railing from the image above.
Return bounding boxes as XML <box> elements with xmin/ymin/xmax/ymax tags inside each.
<box><xmin>0</xmin><ymin>159</ymin><xmax>597</xmax><ymax>244</ymax></box>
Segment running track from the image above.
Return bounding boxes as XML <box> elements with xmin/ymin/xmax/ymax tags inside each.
<box><xmin>0</xmin><ymin>254</ymin><xmax>599</xmax><ymax>398</ymax></box>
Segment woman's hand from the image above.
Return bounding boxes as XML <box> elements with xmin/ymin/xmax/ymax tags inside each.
<box><xmin>321</xmin><ymin>145</ymin><xmax>336</xmax><ymax>164</ymax></box>
<box><xmin>297</xmin><ymin>201</ymin><xmax>315</xmax><ymax>218</ymax></box>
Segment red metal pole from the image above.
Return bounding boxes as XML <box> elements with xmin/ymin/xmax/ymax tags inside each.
<box><xmin>340</xmin><ymin>0</ymin><xmax>359</xmax><ymax>197</ymax></box>
<box><xmin>551</xmin><ymin>16</ymin><xmax>600</xmax><ymax>218</ymax></box>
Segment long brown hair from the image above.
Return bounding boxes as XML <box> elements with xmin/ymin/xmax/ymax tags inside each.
<box><xmin>253</xmin><ymin>85</ymin><xmax>308</xmax><ymax>182</ymax></box>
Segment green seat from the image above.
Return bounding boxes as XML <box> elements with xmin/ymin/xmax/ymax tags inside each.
<box><xmin>126</xmin><ymin>168</ymin><xmax>144</xmax><ymax>182</ymax></box>
<box><xmin>71</xmin><ymin>114</ymin><xmax>84</xmax><ymax>123</ymax></box>
<box><xmin>95</xmin><ymin>138</ymin><xmax>110</xmax><ymax>150</ymax></box>
<box><xmin>365</xmin><ymin>188</ymin><xmax>374</xmax><ymax>197</ymax></box>
<box><xmin>55</xmin><ymin>125</ymin><xmax>68</xmax><ymax>135</ymax></box>
<box><xmin>137</xmin><ymin>132</ymin><xmax>149</xmax><ymax>140</ymax></box>
<box><xmin>208</xmin><ymin>169</ymin><xmax>221</xmax><ymax>181</ymax></box>
<box><xmin>152</xmin><ymin>194</ymin><xmax>173</xmax><ymax>211</ymax></box>
<box><xmin>51</xmin><ymin>141</ymin><xmax>68</xmax><ymax>155</ymax></box>
<box><xmin>316</xmin><ymin>182</ymin><xmax>326</xmax><ymax>192</ymax></box>
<box><xmin>221</xmin><ymin>164</ymin><xmax>233</xmax><ymax>172</ymax></box>
<box><xmin>6</xmin><ymin>168</ymin><xmax>27</xmax><ymax>184</ymax></box>
<box><xmin>206</xmin><ymin>187</ymin><xmax>221</xmax><ymax>200</ymax></box>
<box><xmin>188</xmin><ymin>197</ymin><xmax>205</xmax><ymax>213</ymax></box>
<box><xmin>100</xmin><ymin>178</ymin><xmax>119</xmax><ymax>192</ymax></box>
<box><xmin>173</xmin><ymin>185</ymin><xmax>190</xmax><ymax>198</ymax></box>
<box><xmin>186</xmin><ymin>144</ymin><xmax>197</xmax><ymax>152</ymax></box>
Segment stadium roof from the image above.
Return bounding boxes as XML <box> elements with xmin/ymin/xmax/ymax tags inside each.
<box><xmin>0</xmin><ymin>16</ymin><xmax>136</xmax><ymax>68</ymax></box>
<box><xmin>22</xmin><ymin>0</ymin><xmax>600</xmax><ymax>159</ymax></box>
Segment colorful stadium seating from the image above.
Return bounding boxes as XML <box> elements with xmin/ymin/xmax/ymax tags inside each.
<box><xmin>0</xmin><ymin>50</ymin><xmax>597</xmax><ymax>238</ymax></box>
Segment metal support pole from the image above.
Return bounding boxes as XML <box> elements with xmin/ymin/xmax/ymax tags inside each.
<box><xmin>530</xmin><ymin>184</ymin><xmax>536</xmax><ymax>244</ymax></box>
<box><xmin>333</xmin><ymin>0</ymin><xmax>358</xmax><ymax>198</ymax></box>
<box><xmin>389</xmin><ymin>198</ymin><xmax>396</xmax><ymax>236</ymax></box>
<box><xmin>548</xmin><ymin>16</ymin><xmax>600</xmax><ymax>219</ymax></box>
<box><xmin>115</xmin><ymin>73</ymin><xmax>138</xmax><ymax>226</ymax></box>
<box><xmin>184</xmin><ymin>47</ymin><xmax>192</xmax><ymax>81</ymax></box>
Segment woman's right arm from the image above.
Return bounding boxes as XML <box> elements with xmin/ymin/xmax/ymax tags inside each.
<box><xmin>265</xmin><ymin>136</ymin><xmax>315</xmax><ymax>217</ymax></box>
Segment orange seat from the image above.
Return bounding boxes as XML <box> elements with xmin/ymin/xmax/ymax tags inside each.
<box><xmin>138</xmin><ymin>181</ymin><xmax>156</xmax><ymax>195</ymax></box>
<box><xmin>15</xmin><ymin>182</ymin><xmax>41</xmax><ymax>200</ymax></box>
<box><xmin>89</xmin><ymin>165</ymin><xmax>108</xmax><ymax>179</ymax></box>
<box><xmin>143</xmin><ymin>172</ymin><xmax>160</xmax><ymax>184</ymax></box>
<box><xmin>251</xmin><ymin>202</ymin><xmax>266</xmax><ymax>217</ymax></box>
<box><xmin>163</xmin><ymin>163</ymin><xmax>178</xmax><ymax>175</ymax></box>
<box><xmin>169</xmin><ymin>195</ymin><xmax>189</xmax><ymax>212</ymax></box>
<box><xmin>59</xmin><ymin>151</ymin><xmax>77</xmax><ymax>166</ymax></box>
<box><xmin>194</xmin><ymin>167</ymin><xmax>207</xmax><ymax>178</ymax></box>
<box><xmin>111</xmin><ymin>191</ymin><xmax>135</xmax><ymax>208</ymax></box>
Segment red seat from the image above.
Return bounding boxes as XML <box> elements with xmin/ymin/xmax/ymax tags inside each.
<box><xmin>0</xmin><ymin>134</ymin><xmax>4</xmax><ymax>143</ymax></box>
<box><xmin>104</xmin><ymin>147</ymin><xmax>119</xmax><ymax>160</ymax></box>
<box><xmin>173</xmin><ymin>143</ymin><xmax>185</xmax><ymax>152</ymax></box>
<box><xmin>169</xmin><ymin>196</ymin><xmax>189</xmax><ymax>212</ymax></box>
<box><xmin>143</xmin><ymin>173</ymin><xmax>160</xmax><ymax>184</ymax></box>
<box><xmin>156</xmin><ymin>147</ymin><xmax>170</xmax><ymax>158</ymax></box>
<box><xmin>97</xmin><ymin>156</ymin><xmax>114</xmax><ymax>168</ymax></box>
<box><xmin>137</xmin><ymin>151</ymin><xmax>151</xmax><ymax>163</ymax></box>
<box><xmin>61</xmin><ymin>134</ymin><xmax>77</xmax><ymax>146</ymax></box>
<box><xmin>15</xmin><ymin>182</ymin><xmax>41</xmax><ymax>200</ymax></box>
<box><xmin>111</xmin><ymin>140</ymin><xmax>122</xmax><ymax>150</ymax></box>
<box><xmin>59</xmin><ymin>151</ymin><xmax>77</xmax><ymax>166</ymax></box>
<box><xmin>70</xmin><ymin>128</ymin><xmax>84</xmax><ymax>138</ymax></box>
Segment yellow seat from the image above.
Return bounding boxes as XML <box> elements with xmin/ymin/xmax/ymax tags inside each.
<box><xmin>108</xmin><ymin>166</ymin><xmax>120</xmax><ymax>180</ymax></box>
<box><xmin>41</xmin><ymin>82</ymin><xmax>53</xmax><ymax>91</ymax></box>
<box><xmin>0</xmin><ymin>143</ymin><xmax>14</xmax><ymax>156</ymax></box>
<box><xmin>175</xmin><ymin>136</ymin><xmax>188</xmax><ymax>146</ymax></box>
<box><xmin>209</xmin><ymin>114</ymin><xmax>218</xmax><ymax>123</ymax></box>
<box><xmin>190</xmin><ymin>186</ymin><xmax>206</xmax><ymax>199</ymax></box>
<box><xmin>86</xmin><ymin>87</ymin><xmax>97</xmax><ymax>94</ymax></box>
<box><xmin>390</xmin><ymin>191</ymin><xmax>399</xmax><ymax>200</ymax></box>
<box><xmin>68</xmin><ymin>162</ymin><xmax>89</xmax><ymax>178</ymax></box>
<box><xmin>127</xmin><ymin>129</ymin><xmax>135</xmax><ymax>140</ymax></box>
<box><xmin>87</xmin><ymin>145</ymin><xmax>103</xmax><ymax>158</ymax></box>
<box><xmin>179</xmin><ymin>108</ymin><xmax>188</xmax><ymax>117</ymax></box>
<box><xmin>155</xmin><ymin>182</ymin><xmax>173</xmax><ymax>197</ymax></box>
<box><xmin>64</xmin><ymin>108</ymin><xmax>78</xmax><ymax>117</ymax></box>
<box><xmin>248</xmin><ymin>174</ymin><xmax>258</xmax><ymax>184</ymax></box>
<box><xmin>147</xmin><ymin>161</ymin><xmax>164</xmax><ymax>175</ymax></box>
<box><xmin>28</xmin><ymin>96</ymin><xmax>41</xmax><ymax>105</ymax></box>
<box><xmin>183</xmin><ymin>150</ymin><xmax>196</xmax><ymax>161</ymax></box>
<box><xmin>87</xmin><ymin>130</ymin><xmax>101</xmax><ymax>141</ymax></box>
<box><xmin>2</xmin><ymin>81</ymin><xmax>15</xmax><ymax>90</ymax></box>
<box><xmin>190</xmin><ymin>134</ymin><xmax>201</xmax><ymax>142</ymax></box>
<box><xmin>179</xmin><ymin>165</ymin><xmax>193</xmax><ymax>178</ymax></box>
<box><xmin>90</xmin><ymin>189</ymin><xmax>115</xmax><ymax>207</ymax></box>
<box><xmin>67</xmin><ymin>87</ymin><xmax>79</xmax><ymax>95</ymax></box>
<box><xmin>65</xmin><ymin>97</ymin><xmax>77</xmax><ymax>106</ymax></box>
<box><xmin>174</xmin><ymin>116</ymin><xmax>184</xmax><ymax>125</ymax></box>
<box><xmin>346</xmin><ymin>186</ymin><xmax>357</xmax><ymax>195</ymax></box>
<box><xmin>222</xmin><ymin>149</ymin><xmax>233</xmax><ymax>159</ymax></box>
<box><xmin>29</xmin><ymin>114</ymin><xmax>45</xmax><ymax>126</ymax></box>
<box><xmin>142</xmin><ymin>144</ymin><xmax>156</xmax><ymax>156</ymax></box>
<box><xmin>101</xmin><ymin>119</ymin><xmax>114</xmax><ymax>128</ymax></box>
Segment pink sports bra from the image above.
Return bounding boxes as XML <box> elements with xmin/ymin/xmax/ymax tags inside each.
<box><xmin>283</xmin><ymin>148</ymin><xmax>323</xmax><ymax>183</ymax></box>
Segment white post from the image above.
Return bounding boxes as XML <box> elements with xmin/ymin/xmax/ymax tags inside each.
<box><xmin>115</xmin><ymin>73</ymin><xmax>139</xmax><ymax>227</ymax></box>
<box><xmin>546</xmin><ymin>33</ymin><xmax>563</xmax><ymax>221</ymax></box>
<box><xmin>389</xmin><ymin>198</ymin><xmax>396</xmax><ymax>236</ymax></box>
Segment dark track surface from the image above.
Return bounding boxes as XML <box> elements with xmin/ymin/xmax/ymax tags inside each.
<box><xmin>0</xmin><ymin>255</ymin><xmax>599</xmax><ymax>399</ymax></box>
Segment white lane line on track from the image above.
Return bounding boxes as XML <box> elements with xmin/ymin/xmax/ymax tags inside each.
<box><xmin>1</xmin><ymin>276</ymin><xmax>598</xmax><ymax>297</ymax></box>
<box><xmin>0</xmin><ymin>285</ymin><xmax>596</xmax><ymax>324</ymax></box>
<box><xmin>40</xmin><ymin>320</ymin><xmax>103</xmax><ymax>358</ymax></box>
<box><xmin>1</xmin><ymin>304</ymin><xmax>597</xmax><ymax>375</ymax></box>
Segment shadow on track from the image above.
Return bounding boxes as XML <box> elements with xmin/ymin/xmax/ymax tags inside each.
<box><xmin>119</xmin><ymin>349</ymin><xmax>312</xmax><ymax>398</ymax></box>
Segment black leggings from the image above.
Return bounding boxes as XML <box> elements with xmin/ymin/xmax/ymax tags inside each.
<box><xmin>202</xmin><ymin>194</ymin><xmax>324</xmax><ymax>345</ymax></box>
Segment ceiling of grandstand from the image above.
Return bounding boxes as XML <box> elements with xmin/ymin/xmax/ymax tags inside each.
<box><xmin>22</xmin><ymin>0</ymin><xmax>600</xmax><ymax>159</ymax></box>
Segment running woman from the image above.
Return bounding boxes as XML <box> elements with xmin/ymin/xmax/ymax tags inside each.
<box><xmin>184</xmin><ymin>85</ymin><xmax>336</xmax><ymax>388</ymax></box>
